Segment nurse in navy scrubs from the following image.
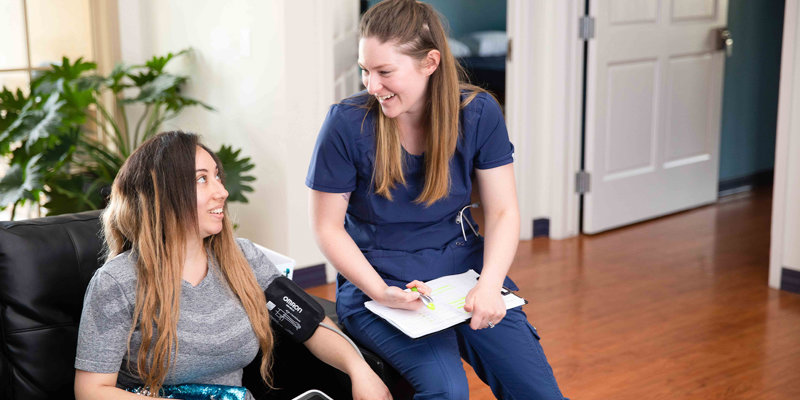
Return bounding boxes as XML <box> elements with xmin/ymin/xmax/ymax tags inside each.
<box><xmin>307</xmin><ymin>1</ymin><xmax>566</xmax><ymax>398</ymax></box>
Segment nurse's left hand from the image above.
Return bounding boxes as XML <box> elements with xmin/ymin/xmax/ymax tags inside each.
<box><xmin>464</xmin><ymin>282</ymin><xmax>506</xmax><ymax>330</ymax></box>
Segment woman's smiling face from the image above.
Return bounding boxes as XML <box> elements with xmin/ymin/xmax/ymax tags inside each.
<box><xmin>359</xmin><ymin>37</ymin><xmax>437</xmax><ymax>120</ymax></box>
<box><xmin>195</xmin><ymin>146</ymin><xmax>228</xmax><ymax>239</ymax></box>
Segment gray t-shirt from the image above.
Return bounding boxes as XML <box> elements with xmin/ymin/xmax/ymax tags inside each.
<box><xmin>75</xmin><ymin>238</ymin><xmax>281</xmax><ymax>398</ymax></box>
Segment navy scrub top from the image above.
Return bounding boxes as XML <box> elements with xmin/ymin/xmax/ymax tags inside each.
<box><xmin>306</xmin><ymin>91</ymin><xmax>518</xmax><ymax>320</ymax></box>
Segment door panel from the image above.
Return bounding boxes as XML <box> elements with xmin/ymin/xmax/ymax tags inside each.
<box><xmin>605</xmin><ymin>60</ymin><xmax>658</xmax><ymax>176</ymax></box>
<box><xmin>610</xmin><ymin>0</ymin><xmax>658</xmax><ymax>24</ymax></box>
<box><xmin>664</xmin><ymin>54</ymin><xmax>714</xmax><ymax>162</ymax></box>
<box><xmin>672</xmin><ymin>0</ymin><xmax>717</xmax><ymax>20</ymax></box>
<box><xmin>584</xmin><ymin>0</ymin><xmax>728</xmax><ymax>233</ymax></box>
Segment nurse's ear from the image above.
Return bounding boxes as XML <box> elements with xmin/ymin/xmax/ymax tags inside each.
<box><xmin>420</xmin><ymin>49</ymin><xmax>440</xmax><ymax>76</ymax></box>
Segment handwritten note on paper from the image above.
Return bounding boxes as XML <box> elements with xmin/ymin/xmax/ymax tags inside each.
<box><xmin>364</xmin><ymin>270</ymin><xmax>527</xmax><ymax>339</ymax></box>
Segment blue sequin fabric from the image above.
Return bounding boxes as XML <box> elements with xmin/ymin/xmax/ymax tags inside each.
<box><xmin>127</xmin><ymin>383</ymin><xmax>247</xmax><ymax>400</ymax></box>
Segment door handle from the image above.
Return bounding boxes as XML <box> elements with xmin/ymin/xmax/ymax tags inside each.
<box><xmin>717</xmin><ymin>28</ymin><xmax>733</xmax><ymax>57</ymax></box>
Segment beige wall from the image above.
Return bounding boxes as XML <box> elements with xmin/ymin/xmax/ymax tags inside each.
<box><xmin>117</xmin><ymin>0</ymin><xmax>337</xmax><ymax>271</ymax></box>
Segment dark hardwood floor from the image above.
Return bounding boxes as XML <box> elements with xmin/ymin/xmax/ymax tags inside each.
<box><xmin>307</xmin><ymin>187</ymin><xmax>800</xmax><ymax>399</ymax></box>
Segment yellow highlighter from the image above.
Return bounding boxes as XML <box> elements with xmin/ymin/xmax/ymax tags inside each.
<box><xmin>411</xmin><ymin>287</ymin><xmax>436</xmax><ymax>310</ymax></box>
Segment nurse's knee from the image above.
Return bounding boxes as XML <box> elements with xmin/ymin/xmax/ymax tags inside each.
<box><xmin>410</xmin><ymin>369</ymin><xmax>469</xmax><ymax>400</ymax></box>
<box><xmin>413</xmin><ymin>383</ymin><xmax>469</xmax><ymax>400</ymax></box>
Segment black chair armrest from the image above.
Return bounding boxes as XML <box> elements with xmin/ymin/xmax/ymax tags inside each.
<box><xmin>244</xmin><ymin>296</ymin><xmax>412</xmax><ymax>400</ymax></box>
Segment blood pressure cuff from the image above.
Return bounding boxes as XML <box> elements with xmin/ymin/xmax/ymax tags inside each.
<box><xmin>265</xmin><ymin>276</ymin><xmax>325</xmax><ymax>343</ymax></box>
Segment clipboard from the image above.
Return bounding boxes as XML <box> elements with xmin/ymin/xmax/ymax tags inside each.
<box><xmin>364</xmin><ymin>269</ymin><xmax>527</xmax><ymax>339</ymax></box>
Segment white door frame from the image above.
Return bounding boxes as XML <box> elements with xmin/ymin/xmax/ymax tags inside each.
<box><xmin>509</xmin><ymin>0</ymin><xmax>794</xmax><ymax>291</ymax></box>
<box><xmin>770</xmin><ymin>0</ymin><xmax>799</xmax><ymax>289</ymax></box>
<box><xmin>506</xmin><ymin>0</ymin><xmax>585</xmax><ymax>239</ymax></box>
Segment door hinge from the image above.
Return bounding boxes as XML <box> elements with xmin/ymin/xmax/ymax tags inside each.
<box><xmin>576</xmin><ymin>170</ymin><xmax>591</xmax><ymax>194</ymax></box>
<box><xmin>579</xmin><ymin>16</ymin><xmax>595</xmax><ymax>40</ymax></box>
<box><xmin>507</xmin><ymin>38</ymin><xmax>513</xmax><ymax>62</ymax></box>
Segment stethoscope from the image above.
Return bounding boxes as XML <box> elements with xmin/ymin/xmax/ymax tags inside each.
<box><xmin>456</xmin><ymin>203</ymin><xmax>482</xmax><ymax>241</ymax></box>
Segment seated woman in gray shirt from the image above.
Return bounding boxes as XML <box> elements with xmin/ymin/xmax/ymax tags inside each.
<box><xmin>74</xmin><ymin>131</ymin><xmax>390</xmax><ymax>400</ymax></box>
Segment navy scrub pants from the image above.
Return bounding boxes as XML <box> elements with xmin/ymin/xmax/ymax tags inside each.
<box><xmin>342</xmin><ymin>306</ymin><xmax>567</xmax><ymax>400</ymax></box>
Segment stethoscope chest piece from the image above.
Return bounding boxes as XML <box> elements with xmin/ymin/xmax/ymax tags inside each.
<box><xmin>456</xmin><ymin>203</ymin><xmax>481</xmax><ymax>241</ymax></box>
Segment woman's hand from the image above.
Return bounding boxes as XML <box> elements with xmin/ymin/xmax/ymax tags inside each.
<box><xmin>463</xmin><ymin>281</ymin><xmax>506</xmax><ymax>330</ymax></box>
<box><xmin>350</xmin><ymin>363</ymin><xmax>393</xmax><ymax>400</ymax></box>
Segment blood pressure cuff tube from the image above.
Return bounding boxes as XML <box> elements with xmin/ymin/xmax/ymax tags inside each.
<box><xmin>265</xmin><ymin>276</ymin><xmax>325</xmax><ymax>343</ymax></box>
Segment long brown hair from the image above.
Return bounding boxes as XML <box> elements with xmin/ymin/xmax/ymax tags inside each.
<box><xmin>360</xmin><ymin>0</ymin><xmax>482</xmax><ymax>205</ymax></box>
<box><xmin>102</xmin><ymin>131</ymin><xmax>273</xmax><ymax>394</ymax></box>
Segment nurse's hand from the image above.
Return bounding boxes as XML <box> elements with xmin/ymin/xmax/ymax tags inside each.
<box><xmin>376</xmin><ymin>285</ymin><xmax>424</xmax><ymax>311</ymax></box>
<box><xmin>464</xmin><ymin>282</ymin><xmax>506</xmax><ymax>330</ymax></box>
<box><xmin>405</xmin><ymin>280</ymin><xmax>432</xmax><ymax>296</ymax></box>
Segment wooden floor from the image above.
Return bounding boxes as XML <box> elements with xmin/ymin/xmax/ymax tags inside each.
<box><xmin>307</xmin><ymin>187</ymin><xmax>800</xmax><ymax>399</ymax></box>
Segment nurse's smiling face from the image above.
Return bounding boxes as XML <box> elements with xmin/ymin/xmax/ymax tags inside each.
<box><xmin>358</xmin><ymin>37</ymin><xmax>439</xmax><ymax>120</ymax></box>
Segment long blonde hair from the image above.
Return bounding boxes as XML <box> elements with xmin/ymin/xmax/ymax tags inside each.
<box><xmin>360</xmin><ymin>0</ymin><xmax>482</xmax><ymax>205</ymax></box>
<box><xmin>102</xmin><ymin>131</ymin><xmax>273</xmax><ymax>394</ymax></box>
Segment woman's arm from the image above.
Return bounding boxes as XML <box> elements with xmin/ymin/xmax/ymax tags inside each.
<box><xmin>75</xmin><ymin>370</ymin><xmax>144</xmax><ymax>400</ymax></box>
<box><xmin>309</xmin><ymin>190</ymin><xmax>427</xmax><ymax>309</ymax></box>
<box><xmin>304</xmin><ymin>316</ymin><xmax>392</xmax><ymax>400</ymax></box>
<box><xmin>75</xmin><ymin>269</ymin><xmax>145</xmax><ymax>399</ymax></box>
<box><xmin>463</xmin><ymin>164</ymin><xmax>520</xmax><ymax>329</ymax></box>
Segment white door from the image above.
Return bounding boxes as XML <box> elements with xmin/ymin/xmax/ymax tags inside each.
<box><xmin>330</xmin><ymin>0</ymin><xmax>362</xmax><ymax>102</ymax></box>
<box><xmin>583</xmin><ymin>0</ymin><xmax>729</xmax><ymax>234</ymax></box>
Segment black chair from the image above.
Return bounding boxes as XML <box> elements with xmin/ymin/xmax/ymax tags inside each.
<box><xmin>0</xmin><ymin>210</ymin><xmax>412</xmax><ymax>400</ymax></box>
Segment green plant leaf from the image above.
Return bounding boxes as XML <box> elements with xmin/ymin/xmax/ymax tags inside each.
<box><xmin>37</xmin><ymin>126</ymin><xmax>80</xmax><ymax>167</ymax></box>
<box><xmin>78</xmin><ymin>137</ymin><xmax>125</xmax><ymax>182</ymax></box>
<box><xmin>127</xmin><ymin>69</ymin><xmax>157</xmax><ymax>87</ymax></box>
<box><xmin>3</xmin><ymin>94</ymin><xmax>67</xmax><ymax>150</ymax></box>
<box><xmin>0</xmin><ymin>153</ymin><xmax>44</xmax><ymax>208</ymax></box>
<box><xmin>59</xmin><ymin>81</ymin><xmax>96</xmax><ymax>111</ymax></box>
<box><xmin>164</xmin><ymin>95</ymin><xmax>214</xmax><ymax>113</ymax></box>
<box><xmin>106</xmin><ymin>63</ymin><xmax>132</xmax><ymax>93</ymax></box>
<box><xmin>76</xmin><ymin>75</ymin><xmax>105</xmax><ymax>92</ymax></box>
<box><xmin>0</xmin><ymin>49</ymin><xmax>255</xmax><ymax>216</ymax></box>
<box><xmin>32</xmin><ymin>57</ymin><xmax>97</xmax><ymax>95</ymax></box>
<box><xmin>142</xmin><ymin>48</ymin><xmax>190</xmax><ymax>73</ymax></box>
<box><xmin>43</xmin><ymin>173</ymin><xmax>104</xmax><ymax>215</ymax></box>
<box><xmin>128</xmin><ymin>74</ymin><xmax>185</xmax><ymax>104</ymax></box>
<box><xmin>215</xmin><ymin>144</ymin><xmax>255</xmax><ymax>203</ymax></box>
<box><xmin>0</xmin><ymin>87</ymin><xmax>29</xmax><ymax>150</ymax></box>
<box><xmin>0</xmin><ymin>87</ymin><xmax>27</xmax><ymax>113</ymax></box>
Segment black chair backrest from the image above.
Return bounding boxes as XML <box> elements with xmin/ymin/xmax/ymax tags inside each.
<box><xmin>0</xmin><ymin>210</ymin><xmax>104</xmax><ymax>400</ymax></box>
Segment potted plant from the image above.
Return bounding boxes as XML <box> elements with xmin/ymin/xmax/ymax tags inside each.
<box><xmin>0</xmin><ymin>50</ymin><xmax>254</xmax><ymax>220</ymax></box>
